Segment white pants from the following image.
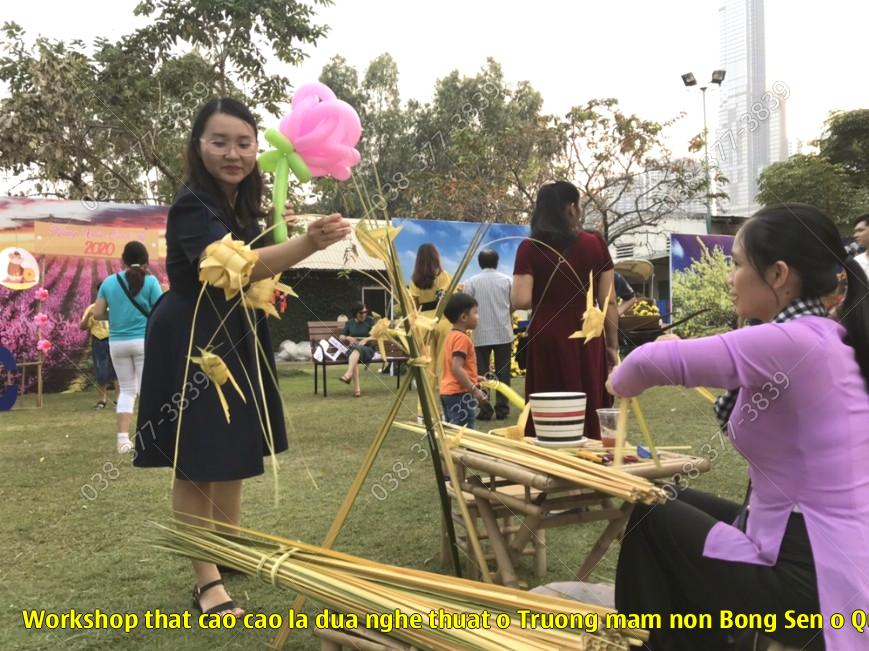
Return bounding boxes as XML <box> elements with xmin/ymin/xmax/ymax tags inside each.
<box><xmin>109</xmin><ymin>338</ymin><xmax>145</xmax><ymax>414</ymax></box>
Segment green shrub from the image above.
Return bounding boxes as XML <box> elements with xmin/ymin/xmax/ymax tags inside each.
<box><xmin>671</xmin><ymin>241</ymin><xmax>737</xmax><ymax>338</ymax></box>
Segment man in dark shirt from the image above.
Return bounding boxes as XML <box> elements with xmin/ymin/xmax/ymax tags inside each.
<box><xmin>615</xmin><ymin>272</ymin><xmax>637</xmax><ymax>317</ymax></box>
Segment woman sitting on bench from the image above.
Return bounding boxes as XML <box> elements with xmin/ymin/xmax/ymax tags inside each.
<box><xmin>339</xmin><ymin>302</ymin><xmax>376</xmax><ymax>397</ymax></box>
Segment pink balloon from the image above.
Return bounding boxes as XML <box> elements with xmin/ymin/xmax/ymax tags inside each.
<box><xmin>277</xmin><ymin>82</ymin><xmax>362</xmax><ymax>181</ymax></box>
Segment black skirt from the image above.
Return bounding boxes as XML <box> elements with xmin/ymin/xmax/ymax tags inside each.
<box><xmin>616</xmin><ymin>488</ymin><xmax>822</xmax><ymax>651</ymax></box>
<box><xmin>133</xmin><ymin>188</ymin><xmax>288</xmax><ymax>481</ymax></box>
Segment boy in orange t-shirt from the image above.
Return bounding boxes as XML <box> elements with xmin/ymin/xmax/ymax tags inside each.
<box><xmin>440</xmin><ymin>293</ymin><xmax>487</xmax><ymax>428</ymax></box>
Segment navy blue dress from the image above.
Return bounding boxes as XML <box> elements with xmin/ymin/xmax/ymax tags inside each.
<box><xmin>134</xmin><ymin>188</ymin><xmax>288</xmax><ymax>480</ymax></box>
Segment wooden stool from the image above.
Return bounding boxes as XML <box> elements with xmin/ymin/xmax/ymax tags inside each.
<box><xmin>441</xmin><ymin>480</ymin><xmax>546</xmax><ymax>584</ymax></box>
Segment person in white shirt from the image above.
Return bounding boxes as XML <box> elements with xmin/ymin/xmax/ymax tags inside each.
<box><xmin>853</xmin><ymin>214</ymin><xmax>869</xmax><ymax>279</ymax></box>
<box><xmin>463</xmin><ymin>248</ymin><xmax>514</xmax><ymax>420</ymax></box>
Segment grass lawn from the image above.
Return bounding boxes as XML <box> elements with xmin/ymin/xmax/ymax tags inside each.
<box><xmin>2</xmin><ymin>363</ymin><xmax>746</xmax><ymax>650</ymax></box>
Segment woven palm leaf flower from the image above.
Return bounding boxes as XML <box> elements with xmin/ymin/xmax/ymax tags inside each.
<box><xmin>355</xmin><ymin>221</ymin><xmax>402</xmax><ymax>262</ymax></box>
<box><xmin>569</xmin><ymin>271</ymin><xmax>613</xmax><ymax>343</ymax></box>
<box><xmin>367</xmin><ymin>312</ymin><xmax>440</xmax><ymax>369</ymax></box>
<box><xmin>189</xmin><ymin>347</ymin><xmax>245</xmax><ymax>423</ymax></box>
<box><xmin>155</xmin><ymin>520</ymin><xmax>647</xmax><ymax>650</ymax></box>
<box><xmin>244</xmin><ymin>275</ymin><xmax>298</xmax><ymax>319</ymax></box>
<box><xmin>199</xmin><ymin>234</ymin><xmax>259</xmax><ymax>300</ymax></box>
<box><xmin>367</xmin><ymin>317</ymin><xmax>408</xmax><ymax>367</ymax></box>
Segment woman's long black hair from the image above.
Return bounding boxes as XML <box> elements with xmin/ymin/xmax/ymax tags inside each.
<box><xmin>531</xmin><ymin>181</ymin><xmax>580</xmax><ymax>250</ymax></box>
<box><xmin>121</xmin><ymin>241</ymin><xmax>150</xmax><ymax>296</ymax></box>
<box><xmin>741</xmin><ymin>203</ymin><xmax>869</xmax><ymax>385</ymax></box>
<box><xmin>184</xmin><ymin>98</ymin><xmax>265</xmax><ymax>228</ymax></box>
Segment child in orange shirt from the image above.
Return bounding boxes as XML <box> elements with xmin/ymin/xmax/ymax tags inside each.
<box><xmin>440</xmin><ymin>293</ymin><xmax>487</xmax><ymax>428</ymax></box>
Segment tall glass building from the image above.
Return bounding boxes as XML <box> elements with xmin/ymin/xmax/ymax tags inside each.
<box><xmin>716</xmin><ymin>0</ymin><xmax>770</xmax><ymax>216</ymax></box>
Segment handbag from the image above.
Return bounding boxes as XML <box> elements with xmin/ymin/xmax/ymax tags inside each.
<box><xmin>116</xmin><ymin>272</ymin><xmax>151</xmax><ymax>319</ymax></box>
<box><xmin>514</xmin><ymin>331</ymin><xmax>529</xmax><ymax>370</ymax></box>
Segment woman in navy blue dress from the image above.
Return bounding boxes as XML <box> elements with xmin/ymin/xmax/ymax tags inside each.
<box><xmin>135</xmin><ymin>98</ymin><xmax>350</xmax><ymax>615</ymax></box>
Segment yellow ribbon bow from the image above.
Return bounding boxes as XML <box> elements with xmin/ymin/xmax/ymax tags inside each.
<box><xmin>569</xmin><ymin>271</ymin><xmax>612</xmax><ymax>342</ymax></box>
<box><xmin>244</xmin><ymin>275</ymin><xmax>298</xmax><ymax>319</ymax></box>
<box><xmin>189</xmin><ymin>347</ymin><xmax>246</xmax><ymax>423</ymax></box>
<box><xmin>199</xmin><ymin>234</ymin><xmax>259</xmax><ymax>300</ymax></box>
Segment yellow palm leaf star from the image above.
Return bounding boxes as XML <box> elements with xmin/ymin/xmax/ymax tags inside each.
<box><xmin>569</xmin><ymin>271</ymin><xmax>613</xmax><ymax>343</ymax></box>
<box><xmin>367</xmin><ymin>317</ymin><xmax>409</xmax><ymax>367</ymax></box>
<box><xmin>199</xmin><ymin>234</ymin><xmax>259</xmax><ymax>300</ymax></box>
<box><xmin>355</xmin><ymin>222</ymin><xmax>402</xmax><ymax>262</ymax></box>
<box><xmin>189</xmin><ymin>347</ymin><xmax>246</xmax><ymax>423</ymax></box>
<box><xmin>244</xmin><ymin>275</ymin><xmax>298</xmax><ymax>319</ymax></box>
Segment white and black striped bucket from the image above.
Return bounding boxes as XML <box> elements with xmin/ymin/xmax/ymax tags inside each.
<box><xmin>529</xmin><ymin>392</ymin><xmax>587</xmax><ymax>447</ymax></box>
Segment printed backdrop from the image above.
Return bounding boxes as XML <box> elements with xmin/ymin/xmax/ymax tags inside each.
<box><xmin>0</xmin><ymin>198</ymin><xmax>167</xmax><ymax>392</ymax></box>
<box><xmin>0</xmin><ymin>201</ymin><xmax>531</xmax><ymax>393</ymax></box>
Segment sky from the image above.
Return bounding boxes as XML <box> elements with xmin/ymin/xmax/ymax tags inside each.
<box><xmin>4</xmin><ymin>0</ymin><xmax>867</xmax><ymax>158</ymax></box>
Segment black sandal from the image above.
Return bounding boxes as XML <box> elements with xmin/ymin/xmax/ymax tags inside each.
<box><xmin>216</xmin><ymin>563</ymin><xmax>242</xmax><ymax>576</ymax></box>
<box><xmin>192</xmin><ymin>579</ymin><xmax>239</xmax><ymax>616</ymax></box>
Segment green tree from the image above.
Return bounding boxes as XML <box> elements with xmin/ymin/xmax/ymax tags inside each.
<box><xmin>817</xmin><ymin>109</ymin><xmax>869</xmax><ymax>188</ymax></box>
<box><xmin>130</xmin><ymin>0</ymin><xmax>332</xmax><ymax>113</ymax></box>
<box><xmin>0</xmin><ymin>0</ymin><xmax>331</xmax><ymax>203</ymax></box>
<box><xmin>562</xmin><ymin>98</ymin><xmax>712</xmax><ymax>243</ymax></box>
<box><xmin>756</xmin><ymin>154</ymin><xmax>857</xmax><ymax>224</ymax></box>
<box><xmin>671</xmin><ymin>241</ymin><xmax>736</xmax><ymax>338</ymax></box>
<box><xmin>311</xmin><ymin>53</ymin><xmax>420</xmax><ymax>218</ymax></box>
<box><xmin>0</xmin><ymin>24</ymin><xmax>107</xmax><ymax>199</ymax></box>
<box><xmin>404</xmin><ymin>59</ymin><xmax>562</xmax><ymax>222</ymax></box>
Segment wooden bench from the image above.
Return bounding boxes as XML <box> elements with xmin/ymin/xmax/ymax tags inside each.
<box><xmin>307</xmin><ymin>321</ymin><xmax>408</xmax><ymax>397</ymax></box>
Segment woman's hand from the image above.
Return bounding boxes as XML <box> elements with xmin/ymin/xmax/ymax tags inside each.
<box><xmin>305</xmin><ymin>213</ymin><xmax>351</xmax><ymax>250</ymax></box>
<box><xmin>605</xmin><ymin>374</ymin><xmax>624</xmax><ymax>399</ymax></box>
<box><xmin>283</xmin><ymin>204</ymin><xmax>297</xmax><ymax>230</ymax></box>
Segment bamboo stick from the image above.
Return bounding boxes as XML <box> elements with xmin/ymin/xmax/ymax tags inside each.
<box><xmin>613</xmin><ymin>400</ymin><xmax>629</xmax><ymax>467</ymax></box>
<box><xmin>468</xmin><ymin>476</ymin><xmax>519</xmax><ymax>587</ymax></box>
<box><xmin>458</xmin><ymin>481</ymin><xmax>544</xmax><ymax>518</ymax></box>
<box><xmin>155</xmin><ymin>520</ymin><xmax>646</xmax><ymax>648</ymax></box>
<box><xmin>631</xmin><ymin>398</ymin><xmax>661</xmax><ymax>468</ymax></box>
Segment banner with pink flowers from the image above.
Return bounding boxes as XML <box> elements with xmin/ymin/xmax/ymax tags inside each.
<box><xmin>0</xmin><ymin>197</ymin><xmax>167</xmax><ymax>393</ymax></box>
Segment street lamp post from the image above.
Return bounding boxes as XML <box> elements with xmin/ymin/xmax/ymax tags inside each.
<box><xmin>682</xmin><ymin>70</ymin><xmax>726</xmax><ymax>234</ymax></box>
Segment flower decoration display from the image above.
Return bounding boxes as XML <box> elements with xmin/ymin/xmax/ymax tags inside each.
<box><xmin>35</xmin><ymin>287</ymin><xmax>49</xmax><ymax>301</ymax></box>
<box><xmin>36</xmin><ymin>339</ymin><xmax>52</xmax><ymax>353</ymax></box>
<box><xmin>258</xmin><ymin>82</ymin><xmax>362</xmax><ymax>243</ymax></box>
<box><xmin>198</xmin><ymin>234</ymin><xmax>259</xmax><ymax>300</ymax></box>
<box><xmin>34</xmin><ymin>313</ymin><xmax>49</xmax><ymax>327</ymax></box>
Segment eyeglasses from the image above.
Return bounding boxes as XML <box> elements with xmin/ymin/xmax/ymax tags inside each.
<box><xmin>199</xmin><ymin>137</ymin><xmax>258</xmax><ymax>157</ymax></box>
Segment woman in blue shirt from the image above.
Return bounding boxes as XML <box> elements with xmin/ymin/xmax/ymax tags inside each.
<box><xmin>93</xmin><ymin>241</ymin><xmax>162</xmax><ymax>453</ymax></box>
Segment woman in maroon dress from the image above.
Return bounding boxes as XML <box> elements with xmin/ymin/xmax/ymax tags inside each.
<box><xmin>512</xmin><ymin>181</ymin><xmax>618</xmax><ymax>439</ymax></box>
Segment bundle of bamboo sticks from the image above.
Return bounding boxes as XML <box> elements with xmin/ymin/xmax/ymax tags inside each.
<box><xmin>394</xmin><ymin>422</ymin><xmax>667</xmax><ymax>505</ymax></box>
<box><xmin>155</xmin><ymin>520</ymin><xmax>647</xmax><ymax>650</ymax></box>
